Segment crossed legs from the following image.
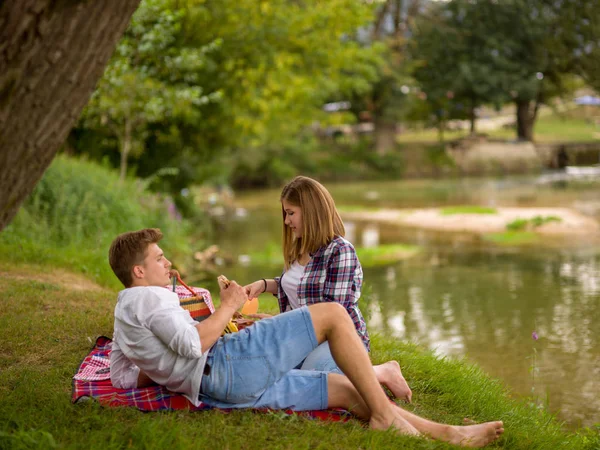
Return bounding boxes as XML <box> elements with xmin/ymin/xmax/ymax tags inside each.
<box><xmin>308</xmin><ymin>303</ymin><xmax>504</xmax><ymax>447</ymax></box>
<box><xmin>300</xmin><ymin>341</ymin><xmax>412</xmax><ymax>402</ymax></box>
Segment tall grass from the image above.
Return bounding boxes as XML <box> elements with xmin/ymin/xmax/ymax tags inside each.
<box><xmin>0</xmin><ymin>155</ymin><xmax>192</xmax><ymax>288</ymax></box>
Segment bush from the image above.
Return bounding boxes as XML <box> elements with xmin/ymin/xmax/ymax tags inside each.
<box><xmin>0</xmin><ymin>155</ymin><xmax>193</xmax><ymax>287</ymax></box>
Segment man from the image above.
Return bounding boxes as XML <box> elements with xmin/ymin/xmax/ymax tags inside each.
<box><xmin>108</xmin><ymin>228</ymin><xmax>504</xmax><ymax>447</ymax></box>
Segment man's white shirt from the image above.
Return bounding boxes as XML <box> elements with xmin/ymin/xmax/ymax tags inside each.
<box><xmin>110</xmin><ymin>286</ymin><xmax>208</xmax><ymax>406</ymax></box>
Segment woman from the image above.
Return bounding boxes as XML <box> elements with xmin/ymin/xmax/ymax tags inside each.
<box><xmin>246</xmin><ymin>176</ymin><xmax>412</xmax><ymax>402</ymax></box>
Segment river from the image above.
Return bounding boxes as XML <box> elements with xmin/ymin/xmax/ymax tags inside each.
<box><xmin>205</xmin><ymin>173</ymin><xmax>600</xmax><ymax>429</ymax></box>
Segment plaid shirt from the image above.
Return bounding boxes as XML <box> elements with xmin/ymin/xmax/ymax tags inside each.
<box><xmin>276</xmin><ymin>236</ymin><xmax>370</xmax><ymax>350</ymax></box>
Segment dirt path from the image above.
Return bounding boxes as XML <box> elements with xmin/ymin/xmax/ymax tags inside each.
<box><xmin>342</xmin><ymin>207</ymin><xmax>599</xmax><ymax>235</ymax></box>
<box><xmin>0</xmin><ymin>264</ymin><xmax>107</xmax><ymax>292</ymax></box>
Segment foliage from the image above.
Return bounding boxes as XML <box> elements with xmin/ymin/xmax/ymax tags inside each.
<box><xmin>1</xmin><ymin>261</ymin><xmax>598</xmax><ymax>449</ymax></box>
<box><xmin>80</xmin><ymin>0</ymin><xmax>218</xmax><ymax>182</ymax></box>
<box><xmin>410</xmin><ymin>0</ymin><xmax>505</xmax><ymax>136</ymax></box>
<box><xmin>409</xmin><ymin>0</ymin><xmax>581</xmax><ymax>142</ymax></box>
<box><xmin>506</xmin><ymin>216</ymin><xmax>562</xmax><ymax>231</ymax></box>
<box><xmin>74</xmin><ymin>0</ymin><xmax>385</xmax><ymax>190</ymax></box>
<box><xmin>0</xmin><ymin>155</ymin><xmax>193</xmax><ymax>288</ymax></box>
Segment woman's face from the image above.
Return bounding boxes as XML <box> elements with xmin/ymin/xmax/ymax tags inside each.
<box><xmin>282</xmin><ymin>199</ymin><xmax>303</xmax><ymax>238</ymax></box>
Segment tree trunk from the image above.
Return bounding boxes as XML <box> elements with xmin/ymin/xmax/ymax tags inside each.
<box><xmin>469</xmin><ymin>96</ymin><xmax>476</xmax><ymax>134</ymax></box>
<box><xmin>516</xmin><ymin>100</ymin><xmax>535</xmax><ymax>141</ymax></box>
<box><xmin>469</xmin><ymin>107</ymin><xmax>476</xmax><ymax>134</ymax></box>
<box><xmin>373</xmin><ymin>116</ymin><xmax>397</xmax><ymax>156</ymax></box>
<box><xmin>0</xmin><ymin>0</ymin><xmax>141</xmax><ymax>232</ymax></box>
<box><xmin>437</xmin><ymin>120</ymin><xmax>445</xmax><ymax>143</ymax></box>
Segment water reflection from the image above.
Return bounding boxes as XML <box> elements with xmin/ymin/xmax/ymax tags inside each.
<box><xmin>368</xmin><ymin>249</ymin><xmax>600</xmax><ymax>428</ymax></box>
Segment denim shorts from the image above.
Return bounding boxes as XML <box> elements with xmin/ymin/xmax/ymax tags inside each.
<box><xmin>299</xmin><ymin>342</ymin><xmax>342</xmax><ymax>374</ymax></box>
<box><xmin>199</xmin><ymin>307</ymin><xmax>328</xmax><ymax>411</ymax></box>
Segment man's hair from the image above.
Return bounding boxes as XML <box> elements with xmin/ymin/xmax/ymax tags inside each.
<box><xmin>280</xmin><ymin>176</ymin><xmax>344</xmax><ymax>269</ymax></box>
<box><xmin>108</xmin><ymin>228</ymin><xmax>163</xmax><ymax>287</ymax></box>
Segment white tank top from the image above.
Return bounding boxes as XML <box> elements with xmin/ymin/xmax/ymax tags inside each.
<box><xmin>281</xmin><ymin>261</ymin><xmax>306</xmax><ymax>310</ymax></box>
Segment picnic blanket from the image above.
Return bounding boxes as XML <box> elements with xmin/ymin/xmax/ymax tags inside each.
<box><xmin>72</xmin><ymin>336</ymin><xmax>351</xmax><ymax>421</ymax></box>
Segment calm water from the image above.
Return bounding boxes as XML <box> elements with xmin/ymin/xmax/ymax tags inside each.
<box><xmin>207</xmin><ymin>174</ymin><xmax>600</xmax><ymax>428</ymax></box>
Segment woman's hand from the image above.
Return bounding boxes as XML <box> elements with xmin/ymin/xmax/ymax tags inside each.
<box><xmin>244</xmin><ymin>280</ymin><xmax>266</xmax><ymax>298</ymax></box>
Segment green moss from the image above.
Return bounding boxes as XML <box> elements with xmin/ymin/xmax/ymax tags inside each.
<box><xmin>483</xmin><ymin>231</ymin><xmax>540</xmax><ymax>245</ymax></box>
<box><xmin>356</xmin><ymin>244</ymin><xmax>420</xmax><ymax>267</ymax></box>
<box><xmin>506</xmin><ymin>216</ymin><xmax>562</xmax><ymax>231</ymax></box>
<box><xmin>441</xmin><ymin>205</ymin><xmax>498</xmax><ymax>215</ymax></box>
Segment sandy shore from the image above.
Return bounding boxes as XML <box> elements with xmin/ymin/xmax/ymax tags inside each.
<box><xmin>342</xmin><ymin>207</ymin><xmax>600</xmax><ymax>235</ymax></box>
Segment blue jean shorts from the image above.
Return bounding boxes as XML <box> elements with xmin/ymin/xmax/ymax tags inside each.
<box><xmin>199</xmin><ymin>307</ymin><xmax>328</xmax><ymax>411</ymax></box>
<box><xmin>299</xmin><ymin>341</ymin><xmax>342</xmax><ymax>374</ymax></box>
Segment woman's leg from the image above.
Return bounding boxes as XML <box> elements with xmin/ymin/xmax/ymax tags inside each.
<box><xmin>327</xmin><ymin>373</ymin><xmax>503</xmax><ymax>447</ymax></box>
<box><xmin>301</xmin><ymin>342</ymin><xmax>412</xmax><ymax>402</ymax></box>
<box><xmin>308</xmin><ymin>303</ymin><xmax>503</xmax><ymax>447</ymax></box>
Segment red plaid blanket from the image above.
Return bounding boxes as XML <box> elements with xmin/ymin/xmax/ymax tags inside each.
<box><xmin>72</xmin><ymin>336</ymin><xmax>351</xmax><ymax>421</ymax></box>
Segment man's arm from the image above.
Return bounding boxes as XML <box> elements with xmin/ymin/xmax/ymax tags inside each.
<box><xmin>194</xmin><ymin>280</ymin><xmax>248</xmax><ymax>350</ymax></box>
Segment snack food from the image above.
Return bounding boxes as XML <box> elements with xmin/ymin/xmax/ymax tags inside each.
<box><xmin>217</xmin><ymin>274</ymin><xmax>231</xmax><ymax>289</ymax></box>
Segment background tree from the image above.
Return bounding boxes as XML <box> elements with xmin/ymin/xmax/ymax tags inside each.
<box><xmin>410</xmin><ymin>0</ymin><xmax>579</xmax><ymax>142</ymax></box>
<box><xmin>0</xmin><ymin>0</ymin><xmax>141</xmax><ymax>232</ymax></box>
<box><xmin>411</xmin><ymin>0</ymin><xmax>507</xmax><ymax>137</ymax></box>
<box><xmin>552</xmin><ymin>0</ymin><xmax>600</xmax><ymax>94</ymax></box>
<box><xmin>80</xmin><ymin>0</ymin><xmax>219</xmax><ymax>181</ymax></box>
<box><xmin>73</xmin><ymin>0</ymin><xmax>384</xmax><ymax>190</ymax></box>
<box><xmin>355</xmin><ymin>0</ymin><xmax>423</xmax><ymax>155</ymax></box>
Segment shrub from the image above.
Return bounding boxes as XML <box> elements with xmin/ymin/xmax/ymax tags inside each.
<box><xmin>0</xmin><ymin>155</ymin><xmax>192</xmax><ymax>287</ymax></box>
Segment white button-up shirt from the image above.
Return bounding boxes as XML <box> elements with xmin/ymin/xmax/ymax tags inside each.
<box><xmin>110</xmin><ymin>286</ymin><xmax>208</xmax><ymax>406</ymax></box>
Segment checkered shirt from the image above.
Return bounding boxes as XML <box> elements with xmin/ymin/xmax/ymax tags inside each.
<box><xmin>276</xmin><ymin>236</ymin><xmax>370</xmax><ymax>350</ymax></box>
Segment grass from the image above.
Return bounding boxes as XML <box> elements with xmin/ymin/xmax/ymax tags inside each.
<box><xmin>482</xmin><ymin>231</ymin><xmax>540</xmax><ymax>246</ymax></box>
<box><xmin>1</xmin><ymin>260</ymin><xmax>598</xmax><ymax>449</ymax></box>
<box><xmin>440</xmin><ymin>206</ymin><xmax>498</xmax><ymax>216</ymax></box>
<box><xmin>506</xmin><ymin>216</ymin><xmax>562</xmax><ymax>231</ymax></box>
<box><xmin>356</xmin><ymin>244</ymin><xmax>421</xmax><ymax>267</ymax></box>
<box><xmin>398</xmin><ymin>113</ymin><xmax>600</xmax><ymax>144</ymax></box>
<box><xmin>247</xmin><ymin>243</ymin><xmax>420</xmax><ymax>268</ymax></box>
<box><xmin>0</xmin><ymin>155</ymin><xmax>194</xmax><ymax>289</ymax></box>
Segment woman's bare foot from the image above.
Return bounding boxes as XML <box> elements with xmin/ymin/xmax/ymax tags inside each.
<box><xmin>447</xmin><ymin>421</ymin><xmax>504</xmax><ymax>448</ymax></box>
<box><xmin>370</xmin><ymin>412</ymin><xmax>421</xmax><ymax>437</ymax></box>
<box><xmin>374</xmin><ymin>361</ymin><xmax>412</xmax><ymax>403</ymax></box>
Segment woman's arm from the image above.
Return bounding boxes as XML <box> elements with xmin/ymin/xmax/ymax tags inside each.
<box><xmin>322</xmin><ymin>243</ymin><xmax>361</xmax><ymax>307</ymax></box>
<box><xmin>245</xmin><ymin>278</ymin><xmax>278</xmax><ymax>298</ymax></box>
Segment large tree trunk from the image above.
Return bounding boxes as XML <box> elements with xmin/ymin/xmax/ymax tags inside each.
<box><xmin>0</xmin><ymin>0</ymin><xmax>141</xmax><ymax>231</ymax></box>
<box><xmin>516</xmin><ymin>99</ymin><xmax>539</xmax><ymax>141</ymax></box>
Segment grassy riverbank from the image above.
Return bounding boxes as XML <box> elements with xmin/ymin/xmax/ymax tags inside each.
<box><xmin>1</xmin><ymin>260</ymin><xmax>599</xmax><ymax>450</ymax></box>
<box><xmin>1</xmin><ymin>155</ymin><xmax>598</xmax><ymax>448</ymax></box>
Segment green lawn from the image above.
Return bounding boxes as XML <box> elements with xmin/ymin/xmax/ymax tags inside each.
<box><xmin>398</xmin><ymin>114</ymin><xmax>600</xmax><ymax>144</ymax></box>
<box><xmin>1</xmin><ymin>260</ymin><xmax>598</xmax><ymax>449</ymax></box>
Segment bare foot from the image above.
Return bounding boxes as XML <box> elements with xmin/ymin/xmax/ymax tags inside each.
<box><xmin>448</xmin><ymin>421</ymin><xmax>504</xmax><ymax>448</ymax></box>
<box><xmin>374</xmin><ymin>361</ymin><xmax>413</xmax><ymax>403</ymax></box>
<box><xmin>370</xmin><ymin>413</ymin><xmax>421</xmax><ymax>437</ymax></box>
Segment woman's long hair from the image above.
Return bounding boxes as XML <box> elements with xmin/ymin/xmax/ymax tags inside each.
<box><xmin>280</xmin><ymin>176</ymin><xmax>345</xmax><ymax>269</ymax></box>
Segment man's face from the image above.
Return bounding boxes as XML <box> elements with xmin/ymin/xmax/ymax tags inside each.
<box><xmin>135</xmin><ymin>243</ymin><xmax>172</xmax><ymax>287</ymax></box>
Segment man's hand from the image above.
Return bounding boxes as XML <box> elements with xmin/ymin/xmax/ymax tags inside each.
<box><xmin>195</xmin><ymin>280</ymin><xmax>247</xmax><ymax>350</ymax></box>
<box><xmin>219</xmin><ymin>280</ymin><xmax>248</xmax><ymax>313</ymax></box>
